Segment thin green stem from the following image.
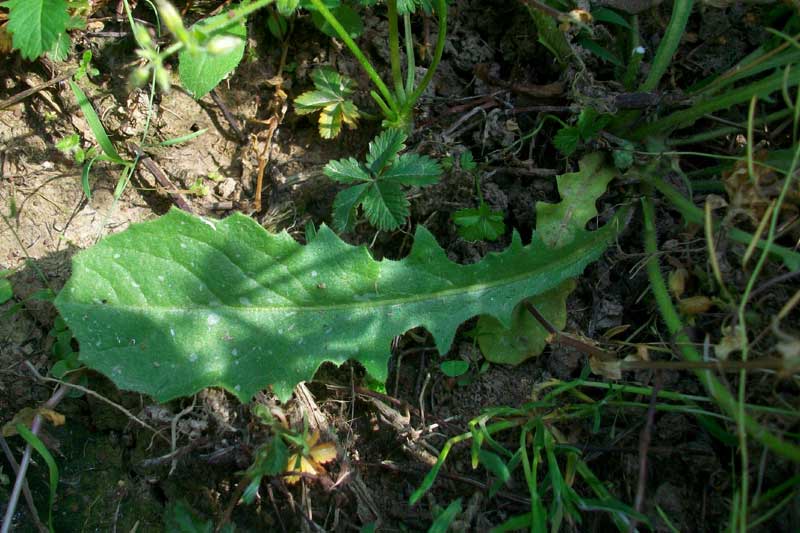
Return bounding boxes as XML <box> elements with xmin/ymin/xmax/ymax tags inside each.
<box><xmin>370</xmin><ymin>90</ymin><xmax>394</xmax><ymax>119</ymax></box>
<box><xmin>642</xmin><ymin>172</ymin><xmax>800</xmax><ymax>270</ymax></box>
<box><xmin>308</xmin><ymin>0</ymin><xmax>397</xmax><ymax>112</ymax></box>
<box><xmin>632</xmin><ymin>68</ymin><xmax>800</xmax><ymax>139</ymax></box>
<box><xmin>641</xmin><ymin>0</ymin><xmax>694</xmax><ymax>92</ymax></box>
<box><xmin>641</xmin><ymin>185</ymin><xmax>800</xmax><ymax>463</ymax></box>
<box><xmin>387</xmin><ymin>0</ymin><xmax>405</xmax><ymax>101</ymax></box>
<box><xmin>409</xmin><ymin>419</ymin><xmax>520</xmax><ymax>504</ymax></box>
<box><xmin>404</xmin><ymin>12</ymin><xmax>416</xmax><ymax>94</ymax></box>
<box><xmin>157</xmin><ymin>0</ymin><xmax>276</xmax><ymax>59</ymax></box>
<box><xmin>734</xmin><ymin>116</ymin><xmax>800</xmax><ymax>523</ymax></box>
<box><xmin>735</xmin><ymin>97</ymin><xmax>763</xmax><ymax>530</ymax></box>
<box><xmin>157</xmin><ymin>41</ymin><xmax>183</xmax><ymax>62</ymax></box>
<box><xmin>666</xmin><ymin>108</ymin><xmax>793</xmax><ymax>146</ymax></box>
<box><xmin>404</xmin><ymin>0</ymin><xmax>447</xmax><ymax>110</ymax></box>
<box><xmin>610</xmin><ymin>0</ymin><xmax>693</xmax><ymax>132</ymax></box>
<box><xmin>203</xmin><ymin>0</ymin><xmax>276</xmax><ymax>34</ymax></box>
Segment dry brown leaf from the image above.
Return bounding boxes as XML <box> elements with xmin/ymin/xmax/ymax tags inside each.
<box><xmin>723</xmin><ymin>149</ymin><xmax>800</xmax><ymax>236</ymax></box>
<box><xmin>715</xmin><ymin>327</ymin><xmax>742</xmax><ymax>360</ymax></box>
<box><xmin>589</xmin><ymin>355</ymin><xmax>621</xmax><ymax>380</ymax></box>
<box><xmin>0</xmin><ymin>23</ymin><xmax>13</xmax><ymax>56</ymax></box>
<box><xmin>2</xmin><ymin>407</ymin><xmax>65</xmax><ymax>437</ymax></box>
<box><xmin>678</xmin><ymin>295</ymin><xmax>713</xmax><ymax>315</ymax></box>
<box><xmin>668</xmin><ymin>268</ymin><xmax>689</xmax><ymax>299</ymax></box>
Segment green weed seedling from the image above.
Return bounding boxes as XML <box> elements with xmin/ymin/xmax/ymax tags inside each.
<box><xmin>141</xmin><ymin>0</ymin><xmax>447</xmax><ymax>131</ymax></box>
<box><xmin>68</xmin><ymin>79</ymin><xmax>141</xmax><ymax>210</ymax></box>
<box><xmin>409</xmin><ymin>375</ymin><xmax>655</xmax><ymax>531</ymax></box>
<box><xmin>291</xmin><ymin>0</ymin><xmax>449</xmax><ymax>131</ymax></box>
<box><xmin>243</xmin><ymin>406</ymin><xmax>336</xmax><ymax>501</ymax></box>
<box><xmin>451</xmin><ymin>150</ymin><xmax>506</xmax><ymax>242</ymax></box>
<box><xmin>325</xmin><ymin>128</ymin><xmax>442</xmax><ymax>231</ymax></box>
<box><xmin>552</xmin><ymin>108</ymin><xmax>611</xmax><ymax>157</ymax></box>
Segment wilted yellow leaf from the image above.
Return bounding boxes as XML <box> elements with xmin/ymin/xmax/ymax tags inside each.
<box><xmin>284</xmin><ymin>431</ymin><xmax>337</xmax><ymax>484</ymax></box>
<box><xmin>285</xmin><ymin>454</ymin><xmax>318</xmax><ymax>485</ymax></box>
<box><xmin>1</xmin><ymin>407</ymin><xmax>65</xmax><ymax>437</ymax></box>
<box><xmin>309</xmin><ymin>441</ymin><xmax>337</xmax><ymax>464</ymax></box>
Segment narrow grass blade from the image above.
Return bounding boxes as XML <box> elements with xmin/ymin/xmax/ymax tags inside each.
<box><xmin>68</xmin><ymin>82</ymin><xmax>125</xmax><ymax>163</ymax></box>
<box><xmin>428</xmin><ymin>498</ymin><xmax>462</xmax><ymax>533</ymax></box>
<box><xmin>16</xmin><ymin>423</ymin><xmax>58</xmax><ymax>532</ymax></box>
<box><xmin>156</xmin><ymin>128</ymin><xmax>208</xmax><ymax>147</ymax></box>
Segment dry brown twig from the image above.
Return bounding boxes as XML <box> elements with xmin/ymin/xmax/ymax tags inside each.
<box><xmin>24</xmin><ymin>361</ymin><xmax>168</xmax><ymax>442</ymax></box>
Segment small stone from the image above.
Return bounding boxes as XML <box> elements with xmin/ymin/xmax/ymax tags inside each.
<box><xmin>216</xmin><ymin>178</ymin><xmax>237</xmax><ymax>199</ymax></box>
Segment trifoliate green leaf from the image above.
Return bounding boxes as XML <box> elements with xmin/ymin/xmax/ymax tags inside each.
<box><xmin>319</xmin><ymin>103</ymin><xmax>345</xmax><ymax>138</ymax></box>
<box><xmin>178</xmin><ymin>14</ymin><xmax>247</xmax><ymax>98</ymax></box>
<box><xmin>554</xmin><ymin>109</ymin><xmax>611</xmax><ymax>156</ymax></box>
<box><xmin>56</xmin><ymin>134</ymin><xmax>81</xmax><ymax>153</ymax></box>
<box><xmin>453</xmin><ymin>202</ymin><xmax>506</xmax><ymax>242</ymax></box>
<box><xmin>324</xmin><ymin>157</ymin><xmax>368</xmax><ymax>183</ymax></box>
<box><xmin>55</xmin><ymin>206</ymin><xmax>624</xmax><ymax>402</ymax></box>
<box><xmin>326</xmin><ymin>130</ymin><xmax>440</xmax><ymax>231</ymax></box>
<box><xmin>2</xmin><ymin>0</ymin><xmax>69</xmax><ymax>60</ymax></box>
<box><xmin>47</xmin><ymin>30</ymin><xmax>70</xmax><ymax>61</ymax></box>
<box><xmin>294</xmin><ymin>68</ymin><xmax>360</xmax><ymax>139</ymax></box>
<box><xmin>527</xmin><ymin>5</ymin><xmax>571</xmax><ymax>65</ymax></box>
<box><xmin>577</xmin><ymin>108</ymin><xmax>611</xmax><ymax>141</ymax></box>
<box><xmin>294</xmin><ymin>91</ymin><xmax>341</xmax><ymax>113</ymax></box>
<box><xmin>459</xmin><ymin>150</ymin><xmax>477</xmax><ymax>172</ymax></box>
<box><xmin>332</xmin><ymin>182</ymin><xmax>369</xmax><ymax>232</ymax></box>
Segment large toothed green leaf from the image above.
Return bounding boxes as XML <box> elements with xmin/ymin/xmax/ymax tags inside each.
<box><xmin>55</xmin><ymin>207</ymin><xmax>623</xmax><ymax>403</ymax></box>
<box><xmin>2</xmin><ymin>0</ymin><xmax>69</xmax><ymax>60</ymax></box>
<box><xmin>477</xmin><ymin>153</ymin><xmax>619</xmax><ymax>364</ymax></box>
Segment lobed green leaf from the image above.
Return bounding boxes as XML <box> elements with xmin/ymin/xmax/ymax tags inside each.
<box><xmin>476</xmin><ymin>153</ymin><xmax>619</xmax><ymax>364</ymax></box>
<box><xmin>55</xmin><ymin>207</ymin><xmax>623</xmax><ymax>402</ymax></box>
